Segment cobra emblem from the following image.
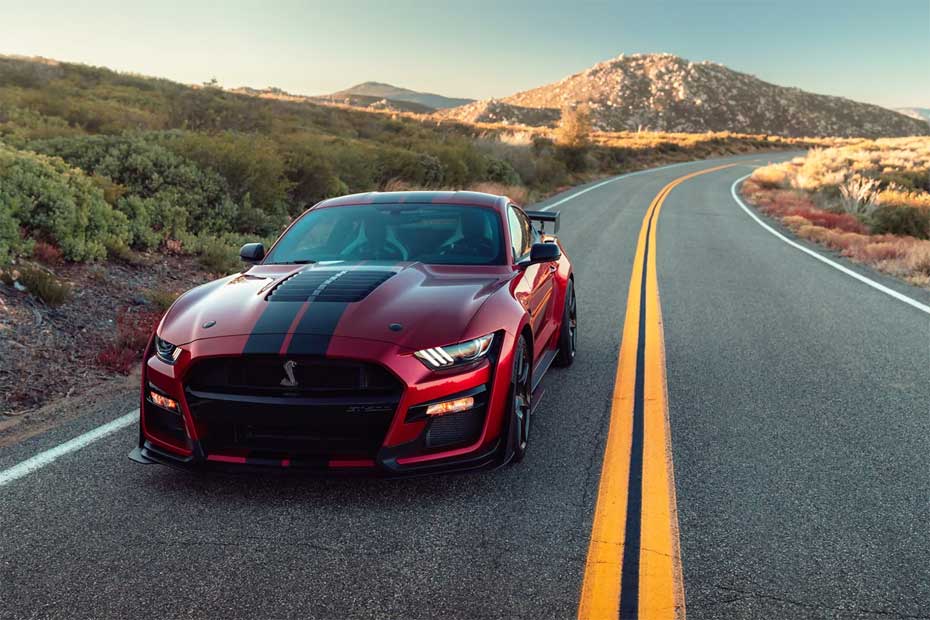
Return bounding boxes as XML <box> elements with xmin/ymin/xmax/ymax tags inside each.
<box><xmin>280</xmin><ymin>360</ymin><xmax>298</xmax><ymax>387</ymax></box>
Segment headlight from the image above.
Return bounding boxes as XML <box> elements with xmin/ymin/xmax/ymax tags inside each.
<box><xmin>154</xmin><ymin>336</ymin><xmax>182</xmax><ymax>364</ymax></box>
<box><xmin>414</xmin><ymin>333</ymin><xmax>495</xmax><ymax>369</ymax></box>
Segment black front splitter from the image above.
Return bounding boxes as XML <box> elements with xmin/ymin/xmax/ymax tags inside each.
<box><xmin>128</xmin><ymin>438</ymin><xmax>506</xmax><ymax>479</ymax></box>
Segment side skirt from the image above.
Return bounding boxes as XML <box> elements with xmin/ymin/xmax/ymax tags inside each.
<box><xmin>532</xmin><ymin>347</ymin><xmax>558</xmax><ymax>393</ymax></box>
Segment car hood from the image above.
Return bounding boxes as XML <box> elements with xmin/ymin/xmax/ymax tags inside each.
<box><xmin>160</xmin><ymin>262</ymin><xmax>512</xmax><ymax>351</ymax></box>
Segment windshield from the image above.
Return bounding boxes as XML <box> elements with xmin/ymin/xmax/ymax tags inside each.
<box><xmin>265</xmin><ymin>203</ymin><xmax>506</xmax><ymax>265</ymax></box>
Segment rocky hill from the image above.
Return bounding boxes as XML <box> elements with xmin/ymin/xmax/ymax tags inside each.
<box><xmin>437</xmin><ymin>53</ymin><xmax>928</xmax><ymax>138</ymax></box>
<box><xmin>324</xmin><ymin>81</ymin><xmax>472</xmax><ymax>110</ymax></box>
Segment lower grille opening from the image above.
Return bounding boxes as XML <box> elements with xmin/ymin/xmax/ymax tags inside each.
<box><xmin>143</xmin><ymin>401</ymin><xmax>188</xmax><ymax>448</ymax></box>
<box><xmin>188</xmin><ymin>396</ymin><xmax>398</xmax><ymax>458</ymax></box>
<box><xmin>425</xmin><ymin>408</ymin><xmax>486</xmax><ymax>449</ymax></box>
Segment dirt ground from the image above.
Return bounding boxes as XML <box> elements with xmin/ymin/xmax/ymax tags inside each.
<box><xmin>0</xmin><ymin>254</ymin><xmax>218</xmax><ymax>442</ymax></box>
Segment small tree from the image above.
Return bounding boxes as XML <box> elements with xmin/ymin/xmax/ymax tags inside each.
<box><xmin>555</xmin><ymin>104</ymin><xmax>592</xmax><ymax>148</ymax></box>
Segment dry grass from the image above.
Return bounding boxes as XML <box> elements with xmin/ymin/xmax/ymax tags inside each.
<box><xmin>742</xmin><ymin>137</ymin><xmax>930</xmax><ymax>287</ymax></box>
<box><xmin>750</xmin><ymin>165</ymin><xmax>792</xmax><ymax>189</ymax></box>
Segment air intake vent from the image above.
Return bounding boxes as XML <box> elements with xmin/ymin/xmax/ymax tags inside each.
<box><xmin>267</xmin><ymin>270</ymin><xmax>395</xmax><ymax>303</ymax></box>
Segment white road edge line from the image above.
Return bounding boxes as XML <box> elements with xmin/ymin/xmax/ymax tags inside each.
<box><xmin>0</xmin><ymin>410</ymin><xmax>137</xmax><ymax>487</ymax></box>
<box><xmin>731</xmin><ymin>174</ymin><xmax>930</xmax><ymax>316</ymax></box>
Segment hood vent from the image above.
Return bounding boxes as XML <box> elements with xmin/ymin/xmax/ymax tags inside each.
<box><xmin>267</xmin><ymin>270</ymin><xmax>395</xmax><ymax>303</ymax></box>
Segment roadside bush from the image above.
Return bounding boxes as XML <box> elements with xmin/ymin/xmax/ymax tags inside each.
<box><xmin>374</xmin><ymin>148</ymin><xmax>446</xmax><ymax>187</ymax></box>
<box><xmin>30</xmin><ymin>133</ymin><xmax>232</xmax><ymax>235</ymax></box>
<box><xmin>284</xmin><ymin>145</ymin><xmax>350</xmax><ymax>209</ymax></box>
<box><xmin>15</xmin><ymin>264</ymin><xmax>71</xmax><ymax>306</ymax></box>
<box><xmin>160</xmin><ymin>131</ymin><xmax>291</xmax><ymax>217</ymax></box>
<box><xmin>485</xmin><ymin>158</ymin><xmax>522</xmax><ymax>185</ymax></box>
<box><xmin>0</xmin><ymin>144</ymin><xmax>130</xmax><ymax>260</ymax></box>
<box><xmin>166</xmin><ymin>87</ymin><xmax>273</xmax><ymax>133</ymax></box>
<box><xmin>196</xmin><ymin>235</ymin><xmax>243</xmax><ymax>274</ymax></box>
<box><xmin>751</xmin><ymin>164</ymin><xmax>792</xmax><ymax>189</ymax></box>
<box><xmin>114</xmin><ymin>195</ymin><xmax>167</xmax><ymax>250</ymax></box>
<box><xmin>32</xmin><ymin>240</ymin><xmax>63</xmax><ymax>265</ymax></box>
<box><xmin>143</xmin><ymin>288</ymin><xmax>179</xmax><ymax>312</ymax></box>
<box><xmin>0</xmin><ymin>202</ymin><xmax>28</xmax><ymax>263</ymax></box>
<box><xmin>556</xmin><ymin>145</ymin><xmax>591</xmax><ymax>173</ymax></box>
<box><xmin>870</xmin><ymin>205</ymin><xmax>930</xmax><ymax>239</ymax></box>
<box><xmin>97</xmin><ymin>306</ymin><xmax>163</xmax><ymax>374</ymax></box>
<box><xmin>880</xmin><ymin>169</ymin><xmax>930</xmax><ymax>193</ymax></box>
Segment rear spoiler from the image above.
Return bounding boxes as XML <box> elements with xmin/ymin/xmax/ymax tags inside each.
<box><xmin>525</xmin><ymin>210</ymin><xmax>560</xmax><ymax>234</ymax></box>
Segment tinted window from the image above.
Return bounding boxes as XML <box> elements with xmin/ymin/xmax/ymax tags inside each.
<box><xmin>265</xmin><ymin>204</ymin><xmax>505</xmax><ymax>266</ymax></box>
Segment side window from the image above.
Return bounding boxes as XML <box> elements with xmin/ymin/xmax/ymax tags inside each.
<box><xmin>508</xmin><ymin>206</ymin><xmax>525</xmax><ymax>260</ymax></box>
<box><xmin>520</xmin><ymin>209</ymin><xmax>537</xmax><ymax>247</ymax></box>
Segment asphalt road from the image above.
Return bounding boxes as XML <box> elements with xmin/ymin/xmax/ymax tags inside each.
<box><xmin>3</xmin><ymin>152</ymin><xmax>930</xmax><ymax>619</ymax></box>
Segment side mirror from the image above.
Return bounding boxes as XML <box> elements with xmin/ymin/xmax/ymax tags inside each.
<box><xmin>239</xmin><ymin>242</ymin><xmax>265</xmax><ymax>263</ymax></box>
<box><xmin>519</xmin><ymin>242</ymin><xmax>561</xmax><ymax>268</ymax></box>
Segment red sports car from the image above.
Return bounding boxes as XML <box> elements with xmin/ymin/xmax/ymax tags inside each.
<box><xmin>130</xmin><ymin>191</ymin><xmax>577</xmax><ymax>475</ymax></box>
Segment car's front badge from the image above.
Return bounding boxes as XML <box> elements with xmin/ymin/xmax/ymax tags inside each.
<box><xmin>202</xmin><ymin>320</ymin><xmax>216</xmax><ymax>329</ymax></box>
<box><xmin>389</xmin><ymin>323</ymin><xmax>403</xmax><ymax>332</ymax></box>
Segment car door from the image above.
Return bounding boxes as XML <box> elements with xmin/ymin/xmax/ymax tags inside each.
<box><xmin>509</xmin><ymin>205</ymin><xmax>556</xmax><ymax>361</ymax></box>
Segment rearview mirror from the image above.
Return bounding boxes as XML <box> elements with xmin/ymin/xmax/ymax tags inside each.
<box><xmin>239</xmin><ymin>242</ymin><xmax>265</xmax><ymax>263</ymax></box>
<box><xmin>519</xmin><ymin>242</ymin><xmax>561</xmax><ymax>268</ymax></box>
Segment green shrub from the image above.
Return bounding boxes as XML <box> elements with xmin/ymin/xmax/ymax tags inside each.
<box><xmin>880</xmin><ymin>168</ymin><xmax>930</xmax><ymax>193</ymax></box>
<box><xmin>166</xmin><ymin>87</ymin><xmax>273</xmax><ymax>133</ymax></box>
<box><xmin>870</xmin><ymin>205</ymin><xmax>930</xmax><ymax>239</ymax></box>
<box><xmin>159</xmin><ymin>131</ymin><xmax>291</xmax><ymax>218</ymax></box>
<box><xmin>104</xmin><ymin>238</ymin><xmax>146</xmax><ymax>265</ymax></box>
<box><xmin>0</xmin><ymin>201</ymin><xmax>29</xmax><ymax>263</ymax></box>
<box><xmin>557</xmin><ymin>145</ymin><xmax>591</xmax><ymax>173</ymax></box>
<box><xmin>0</xmin><ymin>144</ymin><xmax>130</xmax><ymax>260</ymax></box>
<box><xmin>196</xmin><ymin>235</ymin><xmax>242</xmax><ymax>274</ymax></box>
<box><xmin>17</xmin><ymin>265</ymin><xmax>71</xmax><ymax>306</ymax></box>
<box><xmin>114</xmin><ymin>195</ymin><xmax>163</xmax><ymax>250</ymax></box>
<box><xmin>284</xmin><ymin>144</ymin><xmax>348</xmax><ymax>209</ymax></box>
<box><xmin>143</xmin><ymin>287</ymin><xmax>179</xmax><ymax>312</ymax></box>
<box><xmin>485</xmin><ymin>158</ymin><xmax>522</xmax><ymax>185</ymax></box>
<box><xmin>29</xmin><ymin>133</ymin><xmax>231</xmax><ymax>235</ymax></box>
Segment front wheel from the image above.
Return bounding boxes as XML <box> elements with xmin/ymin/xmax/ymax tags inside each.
<box><xmin>509</xmin><ymin>336</ymin><xmax>532</xmax><ymax>464</ymax></box>
<box><xmin>554</xmin><ymin>279</ymin><xmax>577</xmax><ymax>367</ymax></box>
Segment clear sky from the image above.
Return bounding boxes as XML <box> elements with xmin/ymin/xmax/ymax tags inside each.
<box><xmin>1</xmin><ymin>0</ymin><xmax>927</xmax><ymax>108</ymax></box>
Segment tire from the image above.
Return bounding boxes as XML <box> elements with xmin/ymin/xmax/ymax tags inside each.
<box><xmin>553</xmin><ymin>278</ymin><xmax>577</xmax><ymax>367</ymax></box>
<box><xmin>509</xmin><ymin>335</ymin><xmax>533</xmax><ymax>464</ymax></box>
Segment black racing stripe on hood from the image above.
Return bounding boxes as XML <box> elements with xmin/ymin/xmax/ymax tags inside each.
<box><xmin>242</xmin><ymin>302</ymin><xmax>301</xmax><ymax>354</ymax></box>
<box><xmin>285</xmin><ymin>301</ymin><xmax>349</xmax><ymax>356</ymax></box>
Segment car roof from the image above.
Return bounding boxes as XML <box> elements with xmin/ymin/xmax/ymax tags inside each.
<box><xmin>315</xmin><ymin>191</ymin><xmax>508</xmax><ymax>209</ymax></box>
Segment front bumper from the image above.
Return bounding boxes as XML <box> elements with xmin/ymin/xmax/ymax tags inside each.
<box><xmin>133</xmin><ymin>332</ymin><xmax>517</xmax><ymax>476</ymax></box>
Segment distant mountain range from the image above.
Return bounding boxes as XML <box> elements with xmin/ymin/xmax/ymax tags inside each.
<box><xmin>432</xmin><ymin>53</ymin><xmax>927</xmax><ymax>138</ymax></box>
<box><xmin>895</xmin><ymin>107</ymin><xmax>930</xmax><ymax>124</ymax></box>
<box><xmin>228</xmin><ymin>84</ymin><xmax>444</xmax><ymax>115</ymax></box>
<box><xmin>321</xmin><ymin>81</ymin><xmax>473</xmax><ymax>111</ymax></box>
<box><xmin>228</xmin><ymin>57</ymin><xmax>928</xmax><ymax>138</ymax></box>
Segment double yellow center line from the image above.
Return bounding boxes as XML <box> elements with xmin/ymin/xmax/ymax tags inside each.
<box><xmin>577</xmin><ymin>164</ymin><xmax>735</xmax><ymax>620</ymax></box>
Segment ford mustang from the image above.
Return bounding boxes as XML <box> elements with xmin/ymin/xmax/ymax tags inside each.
<box><xmin>129</xmin><ymin>190</ymin><xmax>577</xmax><ymax>475</ymax></box>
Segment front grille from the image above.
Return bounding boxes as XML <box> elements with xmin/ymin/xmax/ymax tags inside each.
<box><xmin>185</xmin><ymin>357</ymin><xmax>403</xmax><ymax>458</ymax></box>
<box><xmin>187</xmin><ymin>356</ymin><xmax>401</xmax><ymax>398</ymax></box>
<box><xmin>267</xmin><ymin>270</ymin><xmax>394</xmax><ymax>303</ymax></box>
